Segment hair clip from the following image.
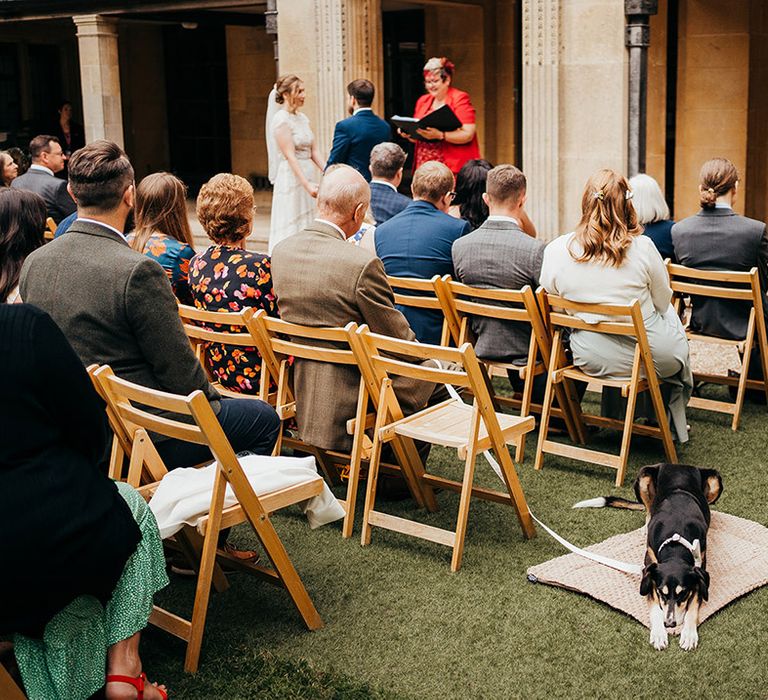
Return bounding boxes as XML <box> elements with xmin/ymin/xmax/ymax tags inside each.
<box><xmin>593</xmin><ymin>191</ymin><xmax>605</xmax><ymax>201</ymax></box>
<box><xmin>625</xmin><ymin>190</ymin><xmax>634</xmax><ymax>201</ymax></box>
<box><xmin>707</xmin><ymin>187</ymin><xmax>715</xmax><ymax>195</ymax></box>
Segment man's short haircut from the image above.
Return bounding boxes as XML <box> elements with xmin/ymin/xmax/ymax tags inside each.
<box><xmin>29</xmin><ymin>135</ymin><xmax>59</xmax><ymax>160</ymax></box>
<box><xmin>196</xmin><ymin>173</ymin><xmax>254</xmax><ymax>245</ymax></box>
<box><xmin>318</xmin><ymin>164</ymin><xmax>370</xmax><ymax>218</ymax></box>
<box><xmin>347</xmin><ymin>79</ymin><xmax>375</xmax><ymax>108</ymax></box>
<box><xmin>486</xmin><ymin>164</ymin><xmax>526</xmax><ymax>206</ymax></box>
<box><xmin>370</xmin><ymin>142</ymin><xmax>407</xmax><ymax>180</ymax></box>
<box><xmin>412</xmin><ymin>161</ymin><xmax>454</xmax><ymax>203</ymax></box>
<box><xmin>68</xmin><ymin>140</ymin><xmax>134</xmax><ymax>212</ymax></box>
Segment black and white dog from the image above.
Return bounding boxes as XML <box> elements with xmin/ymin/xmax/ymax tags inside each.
<box><xmin>574</xmin><ymin>463</ymin><xmax>723</xmax><ymax>651</ymax></box>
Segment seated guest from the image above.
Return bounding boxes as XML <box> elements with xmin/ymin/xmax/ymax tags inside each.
<box><xmin>629</xmin><ymin>173</ymin><xmax>675</xmax><ymax>261</ymax></box>
<box><xmin>20</xmin><ymin>141</ymin><xmax>280</xmax><ymax>476</ymax></box>
<box><xmin>452</xmin><ymin>164</ymin><xmax>544</xmax><ymax>385</ymax></box>
<box><xmin>127</xmin><ymin>172</ymin><xmax>197</xmax><ymax>304</ymax></box>
<box><xmin>271</xmin><ymin>164</ymin><xmax>436</xmax><ymax>454</ymax></box>
<box><xmin>54</xmin><ymin>209</ymin><xmax>78</xmax><ymax>238</ymax></box>
<box><xmin>11</xmin><ymin>135</ymin><xmax>76</xmax><ymax>222</ymax></box>
<box><xmin>369</xmin><ymin>142</ymin><xmax>410</xmax><ymax>224</ymax></box>
<box><xmin>0</xmin><ymin>303</ymin><xmax>168</xmax><ymax>700</ymax></box>
<box><xmin>189</xmin><ymin>173</ymin><xmax>279</xmax><ymax>394</ymax></box>
<box><xmin>541</xmin><ymin>169</ymin><xmax>692</xmax><ymax>442</ymax></box>
<box><xmin>375</xmin><ymin>160</ymin><xmax>470</xmax><ymax>344</ymax></box>
<box><xmin>449</xmin><ymin>158</ymin><xmax>493</xmax><ymax>230</ymax></box>
<box><xmin>672</xmin><ymin>157</ymin><xmax>768</xmax><ymax>340</ymax></box>
<box><xmin>0</xmin><ymin>188</ymin><xmax>46</xmax><ymax>303</ymax></box>
<box><xmin>1</xmin><ymin>150</ymin><xmax>19</xmax><ymax>187</ymax></box>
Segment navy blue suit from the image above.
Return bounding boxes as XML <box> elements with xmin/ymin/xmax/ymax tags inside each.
<box><xmin>327</xmin><ymin>109</ymin><xmax>391</xmax><ymax>182</ymax></box>
<box><xmin>369</xmin><ymin>181</ymin><xmax>411</xmax><ymax>225</ymax></box>
<box><xmin>375</xmin><ymin>200</ymin><xmax>471</xmax><ymax>344</ymax></box>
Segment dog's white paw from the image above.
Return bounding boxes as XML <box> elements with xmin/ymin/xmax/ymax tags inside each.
<box><xmin>679</xmin><ymin>627</ymin><xmax>699</xmax><ymax>651</ymax></box>
<box><xmin>650</xmin><ymin>626</ymin><xmax>668</xmax><ymax>650</ymax></box>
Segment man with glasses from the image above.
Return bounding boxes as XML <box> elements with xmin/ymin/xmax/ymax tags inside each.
<box><xmin>374</xmin><ymin>160</ymin><xmax>470</xmax><ymax>344</ymax></box>
<box><xmin>11</xmin><ymin>135</ymin><xmax>76</xmax><ymax>223</ymax></box>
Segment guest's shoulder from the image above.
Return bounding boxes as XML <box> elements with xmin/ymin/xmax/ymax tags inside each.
<box><xmin>543</xmin><ymin>232</ymin><xmax>574</xmax><ymax>256</ymax></box>
<box><xmin>448</xmin><ymin>87</ymin><xmax>472</xmax><ymax>103</ymax></box>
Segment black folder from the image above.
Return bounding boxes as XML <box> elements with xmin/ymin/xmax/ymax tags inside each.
<box><xmin>391</xmin><ymin>105</ymin><xmax>463</xmax><ymax>142</ymax></box>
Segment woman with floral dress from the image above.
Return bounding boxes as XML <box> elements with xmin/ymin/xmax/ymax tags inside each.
<box><xmin>128</xmin><ymin>172</ymin><xmax>196</xmax><ymax>304</ymax></box>
<box><xmin>189</xmin><ymin>173</ymin><xmax>279</xmax><ymax>394</ymax></box>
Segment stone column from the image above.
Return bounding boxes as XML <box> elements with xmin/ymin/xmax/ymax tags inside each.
<box><xmin>522</xmin><ymin>0</ymin><xmax>560</xmax><ymax>240</ymax></box>
<box><xmin>73</xmin><ymin>14</ymin><xmax>124</xmax><ymax>147</ymax></box>
<box><xmin>314</xmin><ymin>0</ymin><xmax>347</xmax><ymax>157</ymax></box>
<box><xmin>344</xmin><ymin>0</ymin><xmax>384</xmax><ymax>116</ymax></box>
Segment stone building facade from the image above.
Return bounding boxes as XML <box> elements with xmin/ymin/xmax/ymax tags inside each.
<box><xmin>1</xmin><ymin>0</ymin><xmax>766</xmax><ymax>238</ymax></box>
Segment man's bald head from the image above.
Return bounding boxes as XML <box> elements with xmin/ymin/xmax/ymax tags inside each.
<box><xmin>316</xmin><ymin>164</ymin><xmax>370</xmax><ymax>237</ymax></box>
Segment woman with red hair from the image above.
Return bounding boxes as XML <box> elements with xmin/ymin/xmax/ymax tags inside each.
<box><xmin>402</xmin><ymin>57</ymin><xmax>481</xmax><ymax>175</ymax></box>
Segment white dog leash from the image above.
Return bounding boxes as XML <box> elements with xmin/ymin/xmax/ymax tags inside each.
<box><xmin>440</xmin><ymin>379</ymin><xmax>643</xmax><ymax>576</ymax></box>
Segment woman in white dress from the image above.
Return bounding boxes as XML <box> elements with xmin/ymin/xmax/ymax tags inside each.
<box><xmin>540</xmin><ymin>169</ymin><xmax>692</xmax><ymax>442</ymax></box>
<box><xmin>266</xmin><ymin>75</ymin><xmax>326</xmax><ymax>253</ymax></box>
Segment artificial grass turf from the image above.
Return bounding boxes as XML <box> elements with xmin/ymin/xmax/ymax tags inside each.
<box><xmin>141</xmin><ymin>385</ymin><xmax>768</xmax><ymax>699</ymax></box>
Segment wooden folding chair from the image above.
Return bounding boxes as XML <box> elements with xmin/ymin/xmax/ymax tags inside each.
<box><xmin>667</xmin><ymin>262</ymin><xmax>768</xmax><ymax>430</ymax></box>
<box><xmin>244</xmin><ymin>309</ymin><xmax>437</xmax><ymax>538</ymax></box>
<box><xmin>534</xmin><ymin>291</ymin><xmax>677</xmax><ymax>486</ymax></box>
<box><xmin>386</xmin><ymin>274</ymin><xmax>461</xmax><ymax>346</ymax></box>
<box><xmin>0</xmin><ymin>662</ymin><xmax>25</xmax><ymax>700</ymax></box>
<box><xmin>43</xmin><ymin>217</ymin><xmax>56</xmax><ymax>242</ymax></box>
<box><xmin>435</xmin><ymin>279</ymin><xmax>584</xmax><ymax>461</ymax></box>
<box><xmin>352</xmin><ymin>327</ymin><xmax>536</xmax><ymax>571</ymax></box>
<box><xmin>92</xmin><ymin>365</ymin><xmax>323</xmax><ymax>673</ymax></box>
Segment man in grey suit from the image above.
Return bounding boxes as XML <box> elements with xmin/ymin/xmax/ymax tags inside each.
<box><xmin>11</xmin><ymin>135</ymin><xmax>76</xmax><ymax>223</ymax></box>
<box><xmin>271</xmin><ymin>164</ymin><xmax>435</xmax><ymax>455</ymax></box>
<box><xmin>452</xmin><ymin>164</ymin><xmax>545</xmax><ymax>388</ymax></box>
<box><xmin>20</xmin><ymin>141</ymin><xmax>279</xmax><ymax>473</ymax></box>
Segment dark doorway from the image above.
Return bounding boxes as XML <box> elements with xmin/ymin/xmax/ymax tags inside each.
<box><xmin>382</xmin><ymin>9</ymin><xmax>425</xmax><ymax>185</ymax></box>
<box><xmin>664</xmin><ymin>0</ymin><xmax>679</xmax><ymax>217</ymax></box>
<box><xmin>164</xmin><ymin>24</ymin><xmax>231</xmax><ymax>194</ymax></box>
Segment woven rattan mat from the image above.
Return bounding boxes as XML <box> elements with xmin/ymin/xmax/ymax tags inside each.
<box><xmin>527</xmin><ymin>511</ymin><xmax>768</xmax><ymax>631</ymax></box>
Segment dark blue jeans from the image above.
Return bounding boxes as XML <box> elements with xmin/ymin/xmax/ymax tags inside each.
<box><xmin>156</xmin><ymin>397</ymin><xmax>280</xmax><ymax>470</ymax></box>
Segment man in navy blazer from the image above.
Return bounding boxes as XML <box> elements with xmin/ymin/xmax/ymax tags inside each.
<box><xmin>326</xmin><ymin>79</ymin><xmax>391</xmax><ymax>182</ymax></box>
<box><xmin>375</xmin><ymin>161</ymin><xmax>470</xmax><ymax>344</ymax></box>
<box><xmin>369</xmin><ymin>142</ymin><xmax>411</xmax><ymax>224</ymax></box>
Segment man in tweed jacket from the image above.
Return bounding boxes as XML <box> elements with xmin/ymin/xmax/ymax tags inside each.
<box><xmin>271</xmin><ymin>164</ymin><xmax>434</xmax><ymax>452</ymax></box>
<box><xmin>20</xmin><ymin>141</ymin><xmax>279</xmax><ymax>469</ymax></box>
<box><xmin>452</xmin><ymin>164</ymin><xmax>544</xmax><ymax>370</ymax></box>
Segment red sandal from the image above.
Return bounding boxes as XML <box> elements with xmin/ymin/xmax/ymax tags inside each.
<box><xmin>106</xmin><ymin>672</ymin><xmax>168</xmax><ymax>700</ymax></box>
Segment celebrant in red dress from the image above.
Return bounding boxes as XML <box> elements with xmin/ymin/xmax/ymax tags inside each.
<box><xmin>402</xmin><ymin>57</ymin><xmax>481</xmax><ymax>175</ymax></box>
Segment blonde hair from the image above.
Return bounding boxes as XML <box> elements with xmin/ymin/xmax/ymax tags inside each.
<box><xmin>628</xmin><ymin>173</ymin><xmax>669</xmax><ymax>225</ymax></box>
<box><xmin>699</xmin><ymin>157</ymin><xmax>738</xmax><ymax>210</ymax></box>
<box><xmin>412</xmin><ymin>161</ymin><xmax>454</xmax><ymax>203</ymax></box>
<box><xmin>196</xmin><ymin>173</ymin><xmax>254</xmax><ymax>245</ymax></box>
<box><xmin>132</xmin><ymin>172</ymin><xmax>194</xmax><ymax>253</ymax></box>
<box><xmin>274</xmin><ymin>75</ymin><xmax>303</xmax><ymax>104</ymax></box>
<box><xmin>570</xmin><ymin>169</ymin><xmax>641</xmax><ymax>268</ymax></box>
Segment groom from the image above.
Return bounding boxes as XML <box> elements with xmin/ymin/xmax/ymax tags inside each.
<box><xmin>326</xmin><ymin>79</ymin><xmax>391</xmax><ymax>182</ymax></box>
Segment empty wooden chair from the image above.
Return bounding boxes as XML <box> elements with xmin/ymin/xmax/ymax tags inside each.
<box><xmin>534</xmin><ymin>291</ymin><xmax>677</xmax><ymax>487</ymax></box>
<box><xmin>92</xmin><ymin>365</ymin><xmax>323</xmax><ymax>673</ymax></box>
<box><xmin>667</xmin><ymin>262</ymin><xmax>768</xmax><ymax>430</ymax></box>
<box><xmin>352</xmin><ymin>326</ymin><xmax>536</xmax><ymax>572</ymax></box>
<box><xmin>435</xmin><ymin>279</ymin><xmax>584</xmax><ymax>461</ymax></box>
<box><xmin>386</xmin><ymin>274</ymin><xmax>460</xmax><ymax>347</ymax></box>
<box><xmin>245</xmin><ymin>309</ymin><xmax>436</xmax><ymax>538</ymax></box>
<box><xmin>44</xmin><ymin>217</ymin><xmax>56</xmax><ymax>242</ymax></box>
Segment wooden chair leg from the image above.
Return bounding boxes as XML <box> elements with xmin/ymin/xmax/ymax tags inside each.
<box><xmin>516</xmin><ymin>366</ymin><xmax>535</xmax><ymax>463</ymax></box>
<box><xmin>108</xmin><ymin>436</ymin><xmax>125</xmax><ymax>480</ymax></box>
<box><xmin>184</xmin><ymin>470</ymin><xmax>227</xmax><ymax>674</ymax></box>
<box><xmin>451</xmin><ymin>407</ymin><xmax>482</xmax><ymax>572</ymax></box>
<box><xmin>645</xmin><ymin>376</ymin><xmax>678</xmax><ymax>465</ymax></box>
<box><xmin>615</xmin><ymin>354</ymin><xmax>642</xmax><ymax>487</ymax></box>
<box><xmin>360</xmin><ymin>382</ymin><xmax>389</xmax><ymax>547</ymax></box>
<box><xmin>342</xmin><ymin>380</ymin><xmax>368</xmax><ymax>538</ymax></box>
<box><xmin>732</xmin><ymin>315</ymin><xmax>756</xmax><ymax>431</ymax></box>
<box><xmin>534</xmin><ymin>336</ymin><xmax>560</xmax><ymax>471</ymax></box>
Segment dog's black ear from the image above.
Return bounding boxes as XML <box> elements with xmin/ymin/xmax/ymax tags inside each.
<box><xmin>634</xmin><ymin>464</ymin><xmax>659</xmax><ymax>510</ymax></box>
<box><xmin>699</xmin><ymin>468</ymin><xmax>723</xmax><ymax>504</ymax></box>
<box><xmin>694</xmin><ymin>567</ymin><xmax>710</xmax><ymax>601</ymax></box>
<box><xmin>640</xmin><ymin>562</ymin><xmax>657</xmax><ymax>597</ymax></box>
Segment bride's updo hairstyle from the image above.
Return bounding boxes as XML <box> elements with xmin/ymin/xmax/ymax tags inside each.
<box><xmin>274</xmin><ymin>75</ymin><xmax>302</xmax><ymax>104</ymax></box>
<box><xmin>570</xmin><ymin>168</ymin><xmax>641</xmax><ymax>268</ymax></box>
<box><xmin>698</xmin><ymin>157</ymin><xmax>738</xmax><ymax>210</ymax></box>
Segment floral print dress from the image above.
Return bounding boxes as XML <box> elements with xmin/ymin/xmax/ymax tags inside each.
<box><xmin>126</xmin><ymin>231</ymin><xmax>195</xmax><ymax>304</ymax></box>
<box><xmin>189</xmin><ymin>245</ymin><xmax>279</xmax><ymax>394</ymax></box>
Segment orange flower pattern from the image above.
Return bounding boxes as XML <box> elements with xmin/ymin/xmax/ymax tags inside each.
<box><xmin>189</xmin><ymin>245</ymin><xmax>279</xmax><ymax>394</ymax></box>
<box><xmin>126</xmin><ymin>231</ymin><xmax>195</xmax><ymax>304</ymax></box>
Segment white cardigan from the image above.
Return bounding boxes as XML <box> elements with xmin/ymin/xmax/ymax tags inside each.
<box><xmin>540</xmin><ymin>232</ymin><xmax>672</xmax><ymax>323</ymax></box>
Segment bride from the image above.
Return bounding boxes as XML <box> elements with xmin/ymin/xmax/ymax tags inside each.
<box><xmin>266</xmin><ymin>75</ymin><xmax>326</xmax><ymax>253</ymax></box>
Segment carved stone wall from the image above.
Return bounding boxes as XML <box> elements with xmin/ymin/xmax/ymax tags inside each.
<box><xmin>522</xmin><ymin>0</ymin><xmax>560</xmax><ymax>240</ymax></box>
<box><xmin>344</xmin><ymin>0</ymin><xmax>384</xmax><ymax>116</ymax></box>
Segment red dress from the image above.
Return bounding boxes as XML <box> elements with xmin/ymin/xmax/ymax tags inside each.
<box><xmin>413</xmin><ymin>86</ymin><xmax>481</xmax><ymax>174</ymax></box>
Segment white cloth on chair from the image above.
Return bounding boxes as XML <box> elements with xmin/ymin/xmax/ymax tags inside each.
<box><xmin>148</xmin><ymin>454</ymin><xmax>344</xmax><ymax>539</ymax></box>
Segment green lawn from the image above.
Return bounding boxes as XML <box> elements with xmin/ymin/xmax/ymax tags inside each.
<box><xmin>142</xmin><ymin>386</ymin><xmax>768</xmax><ymax>699</ymax></box>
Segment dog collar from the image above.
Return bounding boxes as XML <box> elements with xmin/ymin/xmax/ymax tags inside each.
<box><xmin>657</xmin><ymin>533</ymin><xmax>703</xmax><ymax>568</ymax></box>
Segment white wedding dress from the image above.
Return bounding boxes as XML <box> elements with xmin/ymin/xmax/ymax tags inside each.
<box><xmin>268</xmin><ymin>109</ymin><xmax>318</xmax><ymax>254</ymax></box>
